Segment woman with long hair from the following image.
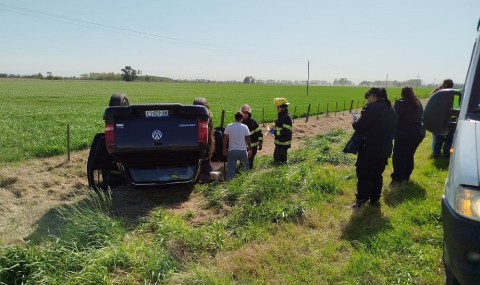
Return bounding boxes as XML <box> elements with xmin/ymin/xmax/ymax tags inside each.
<box><xmin>391</xmin><ymin>86</ymin><xmax>426</xmax><ymax>185</ymax></box>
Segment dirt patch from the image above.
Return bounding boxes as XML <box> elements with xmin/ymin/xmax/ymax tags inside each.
<box><xmin>0</xmin><ymin>111</ymin><xmax>355</xmax><ymax>244</ymax></box>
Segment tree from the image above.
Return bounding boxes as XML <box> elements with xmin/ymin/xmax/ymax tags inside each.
<box><xmin>121</xmin><ymin>66</ymin><xmax>138</xmax><ymax>82</ymax></box>
<box><xmin>243</xmin><ymin>76</ymin><xmax>255</xmax><ymax>84</ymax></box>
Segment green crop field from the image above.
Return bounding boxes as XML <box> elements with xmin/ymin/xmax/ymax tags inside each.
<box><xmin>0</xmin><ymin>79</ymin><xmax>432</xmax><ymax>163</ymax></box>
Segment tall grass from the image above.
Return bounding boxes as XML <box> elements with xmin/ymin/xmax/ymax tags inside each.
<box><xmin>0</xmin><ymin>129</ymin><xmax>447</xmax><ymax>284</ymax></box>
<box><xmin>0</xmin><ymin>80</ymin><xmax>431</xmax><ymax>163</ymax></box>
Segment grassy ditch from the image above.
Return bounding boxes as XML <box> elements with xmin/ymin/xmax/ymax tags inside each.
<box><xmin>0</xmin><ymin>130</ymin><xmax>447</xmax><ymax>284</ymax></box>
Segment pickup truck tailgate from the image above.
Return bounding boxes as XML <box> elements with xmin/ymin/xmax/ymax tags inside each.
<box><xmin>102</xmin><ymin>104</ymin><xmax>210</xmax><ymax>184</ymax></box>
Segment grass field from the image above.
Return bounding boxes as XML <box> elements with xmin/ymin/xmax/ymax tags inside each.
<box><xmin>0</xmin><ymin>130</ymin><xmax>448</xmax><ymax>284</ymax></box>
<box><xmin>0</xmin><ymin>79</ymin><xmax>432</xmax><ymax>163</ymax></box>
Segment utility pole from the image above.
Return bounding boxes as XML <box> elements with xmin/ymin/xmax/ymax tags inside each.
<box><xmin>307</xmin><ymin>60</ymin><xmax>310</xmax><ymax>97</ymax></box>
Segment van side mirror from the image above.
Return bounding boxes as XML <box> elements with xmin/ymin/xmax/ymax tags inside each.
<box><xmin>423</xmin><ymin>89</ymin><xmax>462</xmax><ymax>135</ymax></box>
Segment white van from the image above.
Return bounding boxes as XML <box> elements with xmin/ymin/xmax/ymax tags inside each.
<box><xmin>423</xmin><ymin>20</ymin><xmax>480</xmax><ymax>285</ymax></box>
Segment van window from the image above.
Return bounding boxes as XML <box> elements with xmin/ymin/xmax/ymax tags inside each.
<box><xmin>466</xmin><ymin>40</ymin><xmax>480</xmax><ymax>119</ymax></box>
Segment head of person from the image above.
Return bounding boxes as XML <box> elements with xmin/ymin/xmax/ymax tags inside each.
<box><xmin>240</xmin><ymin>104</ymin><xmax>251</xmax><ymax>119</ymax></box>
<box><xmin>273</xmin><ymin>98</ymin><xmax>289</xmax><ymax>113</ymax></box>
<box><xmin>401</xmin><ymin>85</ymin><xmax>421</xmax><ymax>107</ymax></box>
<box><xmin>234</xmin><ymin>111</ymin><xmax>243</xmax><ymax>121</ymax></box>
<box><xmin>193</xmin><ymin>97</ymin><xmax>210</xmax><ymax>109</ymax></box>
<box><xmin>365</xmin><ymin>87</ymin><xmax>391</xmax><ymax>106</ymax></box>
<box><xmin>442</xmin><ymin>79</ymin><xmax>454</xmax><ymax>89</ymax></box>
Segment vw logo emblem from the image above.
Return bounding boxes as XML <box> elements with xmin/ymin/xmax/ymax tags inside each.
<box><xmin>152</xmin><ymin>130</ymin><xmax>162</xmax><ymax>140</ymax></box>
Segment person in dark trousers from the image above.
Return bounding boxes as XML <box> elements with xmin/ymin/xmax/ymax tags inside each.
<box><xmin>193</xmin><ymin>97</ymin><xmax>215</xmax><ymax>180</ymax></box>
<box><xmin>351</xmin><ymin>88</ymin><xmax>397</xmax><ymax>208</ymax></box>
<box><xmin>391</xmin><ymin>86</ymin><xmax>426</xmax><ymax>185</ymax></box>
<box><xmin>273</xmin><ymin>98</ymin><xmax>293</xmax><ymax>165</ymax></box>
<box><xmin>240</xmin><ymin>104</ymin><xmax>263</xmax><ymax>169</ymax></box>
<box><xmin>431</xmin><ymin>79</ymin><xmax>454</xmax><ymax>158</ymax></box>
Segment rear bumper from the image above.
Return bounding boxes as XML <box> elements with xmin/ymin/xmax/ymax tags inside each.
<box><xmin>442</xmin><ymin>197</ymin><xmax>480</xmax><ymax>285</ymax></box>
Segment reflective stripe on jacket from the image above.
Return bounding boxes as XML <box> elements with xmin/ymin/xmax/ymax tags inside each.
<box><xmin>274</xmin><ymin>109</ymin><xmax>292</xmax><ymax>147</ymax></box>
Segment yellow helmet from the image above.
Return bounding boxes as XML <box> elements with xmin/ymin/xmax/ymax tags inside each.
<box><xmin>273</xmin><ymin>98</ymin><xmax>289</xmax><ymax>107</ymax></box>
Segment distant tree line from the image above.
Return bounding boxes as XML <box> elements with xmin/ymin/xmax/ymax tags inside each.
<box><xmin>0</xmin><ymin>71</ymin><xmax>463</xmax><ymax>88</ymax></box>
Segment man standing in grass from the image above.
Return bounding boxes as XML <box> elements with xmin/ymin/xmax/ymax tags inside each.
<box><xmin>273</xmin><ymin>98</ymin><xmax>293</xmax><ymax>164</ymax></box>
<box><xmin>240</xmin><ymin>104</ymin><xmax>263</xmax><ymax>169</ymax></box>
<box><xmin>222</xmin><ymin>112</ymin><xmax>252</xmax><ymax>181</ymax></box>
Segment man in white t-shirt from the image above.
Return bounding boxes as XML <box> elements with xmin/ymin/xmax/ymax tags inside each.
<box><xmin>223</xmin><ymin>112</ymin><xmax>252</xmax><ymax>181</ymax></box>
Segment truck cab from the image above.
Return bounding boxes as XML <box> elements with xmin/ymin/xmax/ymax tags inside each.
<box><xmin>423</xmin><ymin>20</ymin><xmax>480</xmax><ymax>285</ymax></box>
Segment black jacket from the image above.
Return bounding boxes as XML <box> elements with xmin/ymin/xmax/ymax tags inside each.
<box><xmin>242</xmin><ymin>115</ymin><xmax>263</xmax><ymax>148</ymax></box>
<box><xmin>353</xmin><ymin>100</ymin><xmax>397</xmax><ymax>159</ymax></box>
<box><xmin>393</xmin><ymin>98</ymin><xmax>425</xmax><ymax>139</ymax></box>
<box><xmin>275</xmin><ymin>109</ymin><xmax>293</xmax><ymax>147</ymax></box>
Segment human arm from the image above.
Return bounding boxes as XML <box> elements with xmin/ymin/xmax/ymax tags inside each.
<box><xmin>222</xmin><ymin>134</ymin><xmax>229</xmax><ymax>157</ymax></box>
<box><xmin>245</xmin><ymin>136</ymin><xmax>252</xmax><ymax>157</ymax></box>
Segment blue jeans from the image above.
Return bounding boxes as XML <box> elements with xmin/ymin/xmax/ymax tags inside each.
<box><xmin>432</xmin><ymin>132</ymin><xmax>453</xmax><ymax>157</ymax></box>
<box><xmin>226</xmin><ymin>149</ymin><xmax>250</xmax><ymax>181</ymax></box>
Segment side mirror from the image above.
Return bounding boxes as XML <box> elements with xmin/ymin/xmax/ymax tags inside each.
<box><xmin>423</xmin><ymin>89</ymin><xmax>462</xmax><ymax>135</ymax></box>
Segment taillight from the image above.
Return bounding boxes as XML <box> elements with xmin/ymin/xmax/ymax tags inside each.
<box><xmin>198</xmin><ymin>121</ymin><xmax>208</xmax><ymax>144</ymax></box>
<box><xmin>105</xmin><ymin>123</ymin><xmax>115</xmax><ymax>150</ymax></box>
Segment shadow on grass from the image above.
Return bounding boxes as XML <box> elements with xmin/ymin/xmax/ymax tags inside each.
<box><xmin>383</xmin><ymin>181</ymin><xmax>427</xmax><ymax>207</ymax></box>
<box><xmin>110</xmin><ymin>184</ymin><xmax>194</xmax><ymax>226</ymax></box>
<box><xmin>26</xmin><ymin>184</ymin><xmax>195</xmax><ymax>244</ymax></box>
<box><xmin>341</xmin><ymin>206</ymin><xmax>392</xmax><ymax>243</ymax></box>
<box><xmin>432</xmin><ymin>155</ymin><xmax>450</xmax><ymax>170</ymax></box>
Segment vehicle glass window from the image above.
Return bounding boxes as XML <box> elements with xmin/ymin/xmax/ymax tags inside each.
<box><xmin>128</xmin><ymin>165</ymin><xmax>196</xmax><ymax>183</ymax></box>
<box><xmin>467</xmin><ymin>40</ymin><xmax>480</xmax><ymax>119</ymax></box>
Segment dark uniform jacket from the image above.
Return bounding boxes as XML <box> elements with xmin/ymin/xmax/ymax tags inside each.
<box><xmin>242</xmin><ymin>116</ymin><xmax>263</xmax><ymax>148</ymax></box>
<box><xmin>393</xmin><ymin>98</ymin><xmax>425</xmax><ymax>139</ymax></box>
<box><xmin>353</xmin><ymin>100</ymin><xmax>397</xmax><ymax>159</ymax></box>
<box><xmin>274</xmin><ymin>109</ymin><xmax>293</xmax><ymax>147</ymax></box>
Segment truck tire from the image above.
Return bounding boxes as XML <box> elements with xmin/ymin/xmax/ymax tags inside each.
<box><xmin>444</xmin><ymin>243</ymin><xmax>460</xmax><ymax>285</ymax></box>
<box><xmin>87</xmin><ymin>133</ymin><xmax>126</xmax><ymax>191</ymax></box>
<box><xmin>109</xmin><ymin>93</ymin><xmax>129</xmax><ymax>107</ymax></box>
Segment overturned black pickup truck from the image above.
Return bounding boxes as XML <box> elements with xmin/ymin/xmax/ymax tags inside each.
<box><xmin>87</xmin><ymin>94</ymin><xmax>224</xmax><ymax>190</ymax></box>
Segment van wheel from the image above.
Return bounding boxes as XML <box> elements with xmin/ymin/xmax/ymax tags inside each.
<box><xmin>109</xmin><ymin>93</ymin><xmax>129</xmax><ymax>107</ymax></box>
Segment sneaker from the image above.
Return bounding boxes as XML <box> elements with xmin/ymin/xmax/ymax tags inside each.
<box><xmin>209</xmin><ymin>171</ymin><xmax>221</xmax><ymax>180</ymax></box>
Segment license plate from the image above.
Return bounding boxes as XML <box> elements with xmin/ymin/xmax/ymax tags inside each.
<box><xmin>145</xmin><ymin>110</ymin><xmax>168</xmax><ymax>118</ymax></box>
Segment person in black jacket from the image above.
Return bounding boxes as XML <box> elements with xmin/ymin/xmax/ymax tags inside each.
<box><xmin>351</xmin><ymin>88</ymin><xmax>397</xmax><ymax>208</ymax></box>
<box><xmin>273</xmin><ymin>98</ymin><xmax>293</xmax><ymax>164</ymax></box>
<box><xmin>240</xmin><ymin>104</ymin><xmax>264</xmax><ymax>169</ymax></box>
<box><xmin>391</xmin><ymin>86</ymin><xmax>426</xmax><ymax>185</ymax></box>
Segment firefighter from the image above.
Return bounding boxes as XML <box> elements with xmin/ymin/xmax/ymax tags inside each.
<box><xmin>273</xmin><ymin>98</ymin><xmax>293</xmax><ymax>164</ymax></box>
<box><xmin>240</xmin><ymin>104</ymin><xmax>263</xmax><ymax>169</ymax></box>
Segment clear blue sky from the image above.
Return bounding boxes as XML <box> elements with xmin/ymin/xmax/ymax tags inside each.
<box><xmin>1</xmin><ymin>0</ymin><xmax>479</xmax><ymax>84</ymax></box>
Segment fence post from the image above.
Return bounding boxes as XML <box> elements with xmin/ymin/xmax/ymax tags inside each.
<box><xmin>262</xmin><ymin>107</ymin><xmax>265</xmax><ymax>126</ymax></box>
<box><xmin>220</xmin><ymin>110</ymin><xmax>225</xmax><ymax>128</ymax></box>
<box><xmin>335</xmin><ymin>102</ymin><xmax>338</xmax><ymax>116</ymax></box>
<box><xmin>349</xmin><ymin>100</ymin><xmax>354</xmax><ymax>113</ymax></box>
<box><xmin>343</xmin><ymin>101</ymin><xmax>345</xmax><ymax>116</ymax></box>
<box><xmin>356</xmin><ymin>100</ymin><xmax>360</xmax><ymax>111</ymax></box>
<box><xmin>306</xmin><ymin>103</ymin><xmax>311</xmax><ymax>123</ymax></box>
<box><xmin>326</xmin><ymin>103</ymin><xmax>329</xmax><ymax>117</ymax></box>
<box><xmin>316</xmin><ymin>103</ymin><xmax>320</xmax><ymax>119</ymax></box>
<box><xmin>293</xmin><ymin>105</ymin><xmax>297</xmax><ymax>123</ymax></box>
<box><xmin>67</xmin><ymin>124</ymin><xmax>70</xmax><ymax>161</ymax></box>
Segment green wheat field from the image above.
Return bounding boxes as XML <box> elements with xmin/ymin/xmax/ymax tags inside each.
<box><xmin>0</xmin><ymin>79</ymin><xmax>431</xmax><ymax>163</ymax></box>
